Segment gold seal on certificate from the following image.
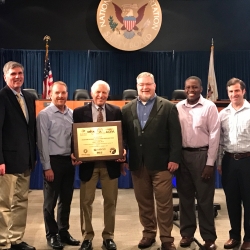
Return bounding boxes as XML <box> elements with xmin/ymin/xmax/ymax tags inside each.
<box><xmin>73</xmin><ymin>121</ymin><xmax>123</xmax><ymax>161</ymax></box>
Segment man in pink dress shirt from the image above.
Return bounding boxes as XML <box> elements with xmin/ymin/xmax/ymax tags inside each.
<box><xmin>176</xmin><ymin>76</ymin><xmax>220</xmax><ymax>250</ymax></box>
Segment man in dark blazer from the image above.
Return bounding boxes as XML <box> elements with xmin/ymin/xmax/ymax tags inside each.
<box><xmin>122</xmin><ymin>72</ymin><xmax>182</xmax><ymax>250</ymax></box>
<box><xmin>72</xmin><ymin>80</ymin><xmax>125</xmax><ymax>250</ymax></box>
<box><xmin>0</xmin><ymin>61</ymin><xmax>36</xmax><ymax>250</ymax></box>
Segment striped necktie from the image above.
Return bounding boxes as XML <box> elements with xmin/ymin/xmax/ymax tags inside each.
<box><xmin>16</xmin><ymin>93</ymin><xmax>27</xmax><ymax>120</ymax></box>
<box><xmin>97</xmin><ymin>107</ymin><xmax>103</xmax><ymax>122</ymax></box>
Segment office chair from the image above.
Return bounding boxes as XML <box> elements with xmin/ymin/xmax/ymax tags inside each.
<box><xmin>160</xmin><ymin>96</ymin><xmax>168</xmax><ymax>100</ymax></box>
<box><xmin>23</xmin><ymin>88</ymin><xmax>39</xmax><ymax>99</ymax></box>
<box><xmin>109</xmin><ymin>94</ymin><xmax>122</xmax><ymax>100</ymax></box>
<box><xmin>73</xmin><ymin>89</ymin><xmax>90</xmax><ymax>100</ymax></box>
<box><xmin>171</xmin><ymin>89</ymin><xmax>186</xmax><ymax>100</ymax></box>
<box><xmin>122</xmin><ymin>89</ymin><xmax>137</xmax><ymax>100</ymax></box>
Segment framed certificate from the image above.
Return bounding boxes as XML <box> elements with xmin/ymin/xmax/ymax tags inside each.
<box><xmin>73</xmin><ymin>121</ymin><xmax>123</xmax><ymax>161</ymax></box>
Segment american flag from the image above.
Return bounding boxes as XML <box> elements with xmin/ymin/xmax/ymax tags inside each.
<box><xmin>42</xmin><ymin>56</ymin><xmax>53</xmax><ymax>99</ymax></box>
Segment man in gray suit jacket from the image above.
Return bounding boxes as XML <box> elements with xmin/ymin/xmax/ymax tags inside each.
<box><xmin>0</xmin><ymin>61</ymin><xmax>36</xmax><ymax>250</ymax></box>
<box><xmin>122</xmin><ymin>72</ymin><xmax>182</xmax><ymax>250</ymax></box>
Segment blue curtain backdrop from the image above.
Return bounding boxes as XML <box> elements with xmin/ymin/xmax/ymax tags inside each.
<box><xmin>3</xmin><ymin>48</ymin><xmax>250</xmax><ymax>189</ymax></box>
<box><xmin>84</xmin><ymin>50</ymin><xmax>174</xmax><ymax>98</ymax></box>
<box><xmin>2</xmin><ymin>49</ymin><xmax>250</xmax><ymax>99</ymax></box>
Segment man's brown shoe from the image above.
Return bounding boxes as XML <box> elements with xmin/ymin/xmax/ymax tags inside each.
<box><xmin>138</xmin><ymin>237</ymin><xmax>155</xmax><ymax>249</ymax></box>
<box><xmin>161</xmin><ymin>242</ymin><xmax>176</xmax><ymax>250</ymax></box>
<box><xmin>224</xmin><ymin>239</ymin><xmax>241</xmax><ymax>249</ymax></box>
<box><xmin>241</xmin><ymin>242</ymin><xmax>250</xmax><ymax>250</ymax></box>
<box><xmin>203</xmin><ymin>240</ymin><xmax>217</xmax><ymax>250</ymax></box>
<box><xmin>180</xmin><ymin>237</ymin><xmax>194</xmax><ymax>247</ymax></box>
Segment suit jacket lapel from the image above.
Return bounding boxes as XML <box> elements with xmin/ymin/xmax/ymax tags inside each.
<box><xmin>143</xmin><ymin>96</ymin><xmax>163</xmax><ymax>130</ymax></box>
<box><xmin>83</xmin><ymin>103</ymin><xmax>93</xmax><ymax>121</ymax></box>
<box><xmin>5</xmin><ymin>86</ymin><xmax>27</xmax><ymax>122</ymax></box>
<box><xmin>130</xmin><ymin>99</ymin><xmax>138</xmax><ymax>120</ymax></box>
<box><xmin>105</xmin><ymin>103</ymin><xmax>115</xmax><ymax>121</ymax></box>
<box><xmin>22</xmin><ymin>91</ymin><xmax>31</xmax><ymax>123</ymax></box>
<box><xmin>85</xmin><ymin>103</ymin><xmax>114</xmax><ymax>122</ymax></box>
<box><xmin>130</xmin><ymin>99</ymin><xmax>141</xmax><ymax>129</ymax></box>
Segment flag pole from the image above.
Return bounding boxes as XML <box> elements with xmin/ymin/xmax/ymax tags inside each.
<box><xmin>42</xmin><ymin>35</ymin><xmax>53</xmax><ymax>99</ymax></box>
<box><xmin>43</xmin><ymin>35</ymin><xmax>51</xmax><ymax>59</ymax></box>
<box><xmin>206</xmin><ymin>38</ymin><xmax>218</xmax><ymax>101</ymax></box>
<box><xmin>206</xmin><ymin>38</ymin><xmax>213</xmax><ymax>99</ymax></box>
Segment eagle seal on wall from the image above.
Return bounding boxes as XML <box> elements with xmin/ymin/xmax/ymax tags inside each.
<box><xmin>112</xmin><ymin>2</ymin><xmax>148</xmax><ymax>39</ymax></box>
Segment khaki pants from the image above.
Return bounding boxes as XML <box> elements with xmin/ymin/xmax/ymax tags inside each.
<box><xmin>0</xmin><ymin>173</ymin><xmax>30</xmax><ymax>249</ymax></box>
<box><xmin>80</xmin><ymin>167</ymin><xmax>118</xmax><ymax>240</ymax></box>
<box><xmin>131</xmin><ymin>166</ymin><xmax>174</xmax><ymax>243</ymax></box>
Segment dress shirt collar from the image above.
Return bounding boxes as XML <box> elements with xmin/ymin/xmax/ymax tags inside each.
<box><xmin>10</xmin><ymin>88</ymin><xmax>24</xmax><ymax>97</ymax></box>
<box><xmin>225</xmin><ymin>99</ymin><xmax>250</xmax><ymax>112</ymax></box>
<box><xmin>49</xmin><ymin>102</ymin><xmax>69</xmax><ymax>114</ymax></box>
<box><xmin>137</xmin><ymin>94</ymin><xmax>157</xmax><ymax>104</ymax></box>
<box><xmin>92</xmin><ymin>102</ymin><xmax>105</xmax><ymax>110</ymax></box>
<box><xmin>183</xmin><ymin>94</ymin><xmax>204</xmax><ymax>108</ymax></box>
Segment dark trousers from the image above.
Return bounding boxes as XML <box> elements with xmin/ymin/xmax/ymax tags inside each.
<box><xmin>221</xmin><ymin>154</ymin><xmax>250</xmax><ymax>242</ymax></box>
<box><xmin>176</xmin><ymin>149</ymin><xmax>217</xmax><ymax>241</ymax></box>
<box><xmin>43</xmin><ymin>155</ymin><xmax>75</xmax><ymax>239</ymax></box>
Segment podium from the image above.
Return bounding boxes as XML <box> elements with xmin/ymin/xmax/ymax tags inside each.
<box><xmin>30</xmin><ymin>99</ymin><xmax>229</xmax><ymax>189</ymax></box>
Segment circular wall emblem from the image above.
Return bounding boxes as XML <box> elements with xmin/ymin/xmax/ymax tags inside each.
<box><xmin>96</xmin><ymin>0</ymin><xmax>162</xmax><ymax>51</ymax></box>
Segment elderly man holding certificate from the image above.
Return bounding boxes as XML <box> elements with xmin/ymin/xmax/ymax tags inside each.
<box><xmin>71</xmin><ymin>80</ymin><xmax>126</xmax><ymax>250</ymax></box>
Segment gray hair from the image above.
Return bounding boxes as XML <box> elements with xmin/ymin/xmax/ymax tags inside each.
<box><xmin>91</xmin><ymin>80</ymin><xmax>110</xmax><ymax>93</ymax></box>
<box><xmin>3</xmin><ymin>61</ymin><xmax>24</xmax><ymax>75</ymax></box>
<box><xmin>136</xmin><ymin>72</ymin><xmax>155</xmax><ymax>83</ymax></box>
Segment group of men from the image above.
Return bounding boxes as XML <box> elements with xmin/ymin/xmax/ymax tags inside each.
<box><xmin>0</xmin><ymin>61</ymin><xmax>249</xmax><ymax>250</ymax></box>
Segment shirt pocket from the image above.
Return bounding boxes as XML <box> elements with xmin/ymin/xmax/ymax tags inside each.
<box><xmin>51</xmin><ymin>120</ymin><xmax>72</xmax><ymax>137</ymax></box>
<box><xmin>194</xmin><ymin>116</ymin><xmax>206</xmax><ymax>129</ymax></box>
<box><xmin>238</xmin><ymin>119</ymin><xmax>250</xmax><ymax>135</ymax></box>
<box><xmin>63</xmin><ymin>121</ymin><xmax>73</xmax><ymax>136</ymax></box>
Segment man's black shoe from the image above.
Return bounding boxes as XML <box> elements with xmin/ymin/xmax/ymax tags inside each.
<box><xmin>11</xmin><ymin>242</ymin><xmax>36</xmax><ymax>250</ymax></box>
<box><xmin>103</xmin><ymin>239</ymin><xmax>117</xmax><ymax>250</ymax></box>
<box><xmin>79</xmin><ymin>240</ymin><xmax>93</xmax><ymax>250</ymax></box>
<box><xmin>59</xmin><ymin>233</ymin><xmax>80</xmax><ymax>246</ymax></box>
<box><xmin>47</xmin><ymin>235</ymin><xmax>64</xmax><ymax>250</ymax></box>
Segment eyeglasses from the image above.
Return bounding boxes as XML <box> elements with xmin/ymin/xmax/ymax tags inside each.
<box><xmin>137</xmin><ymin>83</ymin><xmax>154</xmax><ymax>87</ymax></box>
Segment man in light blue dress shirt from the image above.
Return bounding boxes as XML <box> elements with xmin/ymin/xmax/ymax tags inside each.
<box><xmin>37</xmin><ymin>81</ymin><xmax>80</xmax><ymax>250</ymax></box>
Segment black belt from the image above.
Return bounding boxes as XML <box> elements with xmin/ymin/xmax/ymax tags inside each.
<box><xmin>225</xmin><ymin>151</ymin><xmax>250</xmax><ymax>160</ymax></box>
<box><xmin>182</xmin><ymin>146</ymin><xmax>208</xmax><ymax>152</ymax></box>
<box><xmin>50</xmin><ymin>155</ymin><xmax>70</xmax><ymax>158</ymax></box>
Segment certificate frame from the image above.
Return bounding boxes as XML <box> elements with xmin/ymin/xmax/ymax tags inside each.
<box><xmin>73</xmin><ymin>121</ymin><xmax>123</xmax><ymax>161</ymax></box>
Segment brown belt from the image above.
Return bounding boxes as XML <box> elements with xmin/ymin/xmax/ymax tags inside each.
<box><xmin>182</xmin><ymin>146</ymin><xmax>208</xmax><ymax>152</ymax></box>
<box><xmin>225</xmin><ymin>151</ymin><xmax>250</xmax><ymax>160</ymax></box>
